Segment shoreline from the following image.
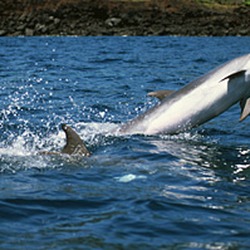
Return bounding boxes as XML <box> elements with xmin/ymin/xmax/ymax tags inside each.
<box><xmin>0</xmin><ymin>0</ymin><xmax>250</xmax><ymax>36</ymax></box>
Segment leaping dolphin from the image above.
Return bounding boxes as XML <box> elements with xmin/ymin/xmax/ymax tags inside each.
<box><xmin>118</xmin><ymin>53</ymin><xmax>250</xmax><ymax>135</ymax></box>
<box><xmin>40</xmin><ymin>124</ymin><xmax>91</xmax><ymax>156</ymax></box>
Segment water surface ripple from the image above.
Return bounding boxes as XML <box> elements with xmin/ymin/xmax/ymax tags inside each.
<box><xmin>0</xmin><ymin>36</ymin><xmax>250</xmax><ymax>249</ymax></box>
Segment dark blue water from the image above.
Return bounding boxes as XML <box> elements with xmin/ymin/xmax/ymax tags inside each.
<box><xmin>0</xmin><ymin>36</ymin><xmax>250</xmax><ymax>249</ymax></box>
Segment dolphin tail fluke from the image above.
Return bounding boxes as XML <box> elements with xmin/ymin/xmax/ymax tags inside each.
<box><xmin>240</xmin><ymin>98</ymin><xmax>250</xmax><ymax>122</ymax></box>
<box><xmin>61</xmin><ymin>124</ymin><xmax>91</xmax><ymax>156</ymax></box>
<box><xmin>147</xmin><ymin>90</ymin><xmax>175</xmax><ymax>101</ymax></box>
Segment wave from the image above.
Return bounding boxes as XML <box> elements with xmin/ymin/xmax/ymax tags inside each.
<box><xmin>0</xmin><ymin>120</ymin><xmax>249</xmax><ymax>176</ymax></box>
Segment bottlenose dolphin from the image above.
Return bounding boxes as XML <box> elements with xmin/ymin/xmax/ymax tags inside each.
<box><xmin>118</xmin><ymin>53</ymin><xmax>250</xmax><ymax>135</ymax></box>
<box><xmin>61</xmin><ymin>124</ymin><xmax>90</xmax><ymax>156</ymax></box>
<box><xmin>40</xmin><ymin>124</ymin><xmax>91</xmax><ymax>156</ymax></box>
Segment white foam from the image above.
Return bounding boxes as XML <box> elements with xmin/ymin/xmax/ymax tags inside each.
<box><xmin>115</xmin><ymin>174</ymin><xmax>147</xmax><ymax>183</ymax></box>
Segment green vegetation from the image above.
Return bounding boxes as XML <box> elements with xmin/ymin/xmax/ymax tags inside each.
<box><xmin>195</xmin><ymin>0</ymin><xmax>250</xmax><ymax>8</ymax></box>
<box><xmin>196</xmin><ymin>0</ymin><xmax>242</xmax><ymax>3</ymax></box>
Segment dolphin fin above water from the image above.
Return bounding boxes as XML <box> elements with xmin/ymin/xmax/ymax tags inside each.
<box><xmin>219</xmin><ymin>69</ymin><xmax>250</xmax><ymax>121</ymax></box>
<box><xmin>219</xmin><ymin>70</ymin><xmax>247</xmax><ymax>83</ymax></box>
<box><xmin>240</xmin><ymin>97</ymin><xmax>250</xmax><ymax>121</ymax></box>
<box><xmin>147</xmin><ymin>90</ymin><xmax>175</xmax><ymax>101</ymax></box>
<box><xmin>149</xmin><ymin>87</ymin><xmax>250</xmax><ymax>122</ymax></box>
<box><xmin>39</xmin><ymin>124</ymin><xmax>90</xmax><ymax>157</ymax></box>
<box><xmin>61</xmin><ymin>124</ymin><xmax>90</xmax><ymax>156</ymax></box>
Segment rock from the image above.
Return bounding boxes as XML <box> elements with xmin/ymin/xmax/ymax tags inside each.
<box><xmin>17</xmin><ymin>24</ymin><xmax>26</xmax><ymax>31</ymax></box>
<box><xmin>105</xmin><ymin>17</ymin><xmax>122</xmax><ymax>27</ymax></box>
<box><xmin>19</xmin><ymin>13</ymin><xmax>27</xmax><ymax>22</ymax></box>
<box><xmin>35</xmin><ymin>23</ymin><xmax>47</xmax><ymax>33</ymax></box>
<box><xmin>49</xmin><ymin>16</ymin><xmax>54</xmax><ymax>22</ymax></box>
<box><xmin>0</xmin><ymin>30</ymin><xmax>7</xmax><ymax>36</ymax></box>
<box><xmin>0</xmin><ymin>0</ymin><xmax>249</xmax><ymax>36</ymax></box>
<box><xmin>25</xmin><ymin>28</ymin><xmax>34</xmax><ymax>36</ymax></box>
<box><xmin>238</xmin><ymin>29</ymin><xmax>248</xmax><ymax>36</ymax></box>
<box><xmin>54</xmin><ymin>18</ymin><xmax>61</xmax><ymax>25</ymax></box>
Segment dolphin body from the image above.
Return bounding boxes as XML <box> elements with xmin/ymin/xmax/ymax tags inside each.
<box><xmin>118</xmin><ymin>53</ymin><xmax>250</xmax><ymax>135</ymax></box>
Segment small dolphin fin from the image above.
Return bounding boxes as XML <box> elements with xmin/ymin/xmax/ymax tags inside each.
<box><xmin>147</xmin><ymin>90</ymin><xmax>175</xmax><ymax>101</ymax></box>
<box><xmin>220</xmin><ymin>70</ymin><xmax>246</xmax><ymax>82</ymax></box>
<box><xmin>240</xmin><ymin>98</ymin><xmax>250</xmax><ymax>122</ymax></box>
<box><xmin>61</xmin><ymin>124</ymin><xmax>91</xmax><ymax>156</ymax></box>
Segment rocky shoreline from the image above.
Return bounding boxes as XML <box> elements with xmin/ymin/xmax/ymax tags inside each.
<box><xmin>0</xmin><ymin>0</ymin><xmax>250</xmax><ymax>36</ymax></box>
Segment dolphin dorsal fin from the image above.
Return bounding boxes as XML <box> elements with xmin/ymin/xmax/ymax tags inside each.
<box><xmin>220</xmin><ymin>70</ymin><xmax>246</xmax><ymax>82</ymax></box>
<box><xmin>61</xmin><ymin>124</ymin><xmax>91</xmax><ymax>156</ymax></box>
<box><xmin>240</xmin><ymin>98</ymin><xmax>250</xmax><ymax>122</ymax></box>
<box><xmin>147</xmin><ymin>90</ymin><xmax>175</xmax><ymax>101</ymax></box>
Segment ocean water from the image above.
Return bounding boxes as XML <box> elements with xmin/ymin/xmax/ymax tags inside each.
<box><xmin>0</xmin><ymin>36</ymin><xmax>250</xmax><ymax>249</ymax></box>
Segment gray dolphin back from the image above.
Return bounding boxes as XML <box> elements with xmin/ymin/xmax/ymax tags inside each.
<box><xmin>61</xmin><ymin>124</ymin><xmax>90</xmax><ymax>156</ymax></box>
